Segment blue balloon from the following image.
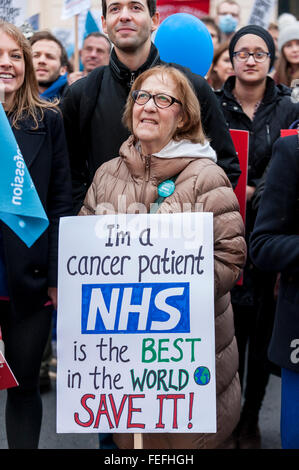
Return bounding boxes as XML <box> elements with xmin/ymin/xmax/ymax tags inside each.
<box><xmin>154</xmin><ymin>13</ymin><xmax>214</xmax><ymax>77</ymax></box>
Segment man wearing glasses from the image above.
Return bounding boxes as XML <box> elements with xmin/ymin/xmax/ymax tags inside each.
<box><xmin>215</xmin><ymin>25</ymin><xmax>299</xmax><ymax>449</ymax></box>
<box><xmin>61</xmin><ymin>0</ymin><xmax>241</xmax><ymax>213</ymax></box>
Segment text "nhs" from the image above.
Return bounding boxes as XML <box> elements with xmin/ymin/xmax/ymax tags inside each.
<box><xmin>81</xmin><ymin>283</ymin><xmax>190</xmax><ymax>334</ymax></box>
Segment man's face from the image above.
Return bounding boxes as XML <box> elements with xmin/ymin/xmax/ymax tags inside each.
<box><xmin>217</xmin><ymin>2</ymin><xmax>240</xmax><ymax>24</ymax></box>
<box><xmin>31</xmin><ymin>39</ymin><xmax>66</xmax><ymax>85</ymax></box>
<box><xmin>80</xmin><ymin>36</ymin><xmax>110</xmax><ymax>72</ymax></box>
<box><xmin>102</xmin><ymin>0</ymin><xmax>159</xmax><ymax>54</ymax></box>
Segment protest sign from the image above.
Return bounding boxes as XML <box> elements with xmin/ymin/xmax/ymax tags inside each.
<box><xmin>248</xmin><ymin>0</ymin><xmax>276</xmax><ymax>29</ymax></box>
<box><xmin>0</xmin><ymin>0</ymin><xmax>27</xmax><ymax>26</ymax></box>
<box><xmin>57</xmin><ymin>212</ymin><xmax>216</xmax><ymax>434</ymax></box>
<box><xmin>230</xmin><ymin>129</ymin><xmax>249</xmax><ymax>287</ymax></box>
<box><xmin>281</xmin><ymin>129</ymin><xmax>298</xmax><ymax>137</ymax></box>
<box><xmin>61</xmin><ymin>1</ymin><xmax>91</xmax><ymax>71</ymax></box>
<box><xmin>157</xmin><ymin>0</ymin><xmax>210</xmax><ymax>23</ymax></box>
<box><xmin>61</xmin><ymin>0</ymin><xmax>91</xmax><ymax>20</ymax></box>
<box><xmin>230</xmin><ymin>129</ymin><xmax>249</xmax><ymax>226</ymax></box>
<box><xmin>0</xmin><ymin>329</ymin><xmax>18</xmax><ymax>392</ymax></box>
<box><xmin>0</xmin><ymin>352</ymin><xmax>19</xmax><ymax>391</ymax></box>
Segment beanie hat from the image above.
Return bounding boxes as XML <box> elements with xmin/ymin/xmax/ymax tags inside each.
<box><xmin>229</xmin><ymin>25</ymin><xmax>275</xmax><ymax>71</ymax></box>
<box><xmin>278</xmin><ymin>22</ymin><xmax>299</xmax><ymax>51</ymax></box>
<box><xmin>278</xmin><ymin>13</ymin><xmax>297</xmax><ymax>31</ymax></box>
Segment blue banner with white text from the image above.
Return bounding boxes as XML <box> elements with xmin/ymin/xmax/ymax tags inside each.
<box><xmin>0</xmin><ymin>103</ymin><xmax>48</xmax><ymax>247</ymax></box>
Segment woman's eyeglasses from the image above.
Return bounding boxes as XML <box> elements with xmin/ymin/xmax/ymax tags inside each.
<box><xmin>132</xmin><ymin>90</ymin><xmax>182</xmax><ymax>109</ymax></box>
<box><xmin>233</xmin><ymin>51</ymin><xmax>270</xmax><ymax>63</ymax></box>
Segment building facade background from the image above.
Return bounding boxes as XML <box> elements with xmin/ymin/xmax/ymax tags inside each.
<box><xmin>26</xmin><ymin>1</ymin><xmax>279</xmax><ymax>38</ymax></box>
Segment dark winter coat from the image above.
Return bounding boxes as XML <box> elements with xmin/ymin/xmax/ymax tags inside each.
<box><xmin>216</xmin><ymin>75</ymin><xmax>299</xmax><ymax>307</ymax></box>
<box><xmin>61</xmin><ymin>43</ymin><xmax>241</xmax><ymax>213</ymax></box>
<box><xmin>250</xmin><ymin>134</ymin><xmax>299</xmax><ymax>372</ymax></box>
<box><xmin>1</xmin><ymin>109</ymin><xmax>73</xmax><ymax>320</ymax></box>
<box><xmin>215</xmin><ymin>75</ymin><xmax>299</xmax><ymax>189</ymax></box>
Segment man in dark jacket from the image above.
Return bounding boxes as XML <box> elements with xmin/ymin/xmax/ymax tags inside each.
<box><xmin>215</xmin><ymin>25</ymin><xmax>299</xmax><ymax>449</ymax></box>
<box><xmin>61</xmin><ymin>0</ymin><xmax>241</xmax><ymax>213</ymax></box>
<box><xmin>250</xmin><ymin>134</ymin><xmax>299</xmax><ymax>449</ymax></box>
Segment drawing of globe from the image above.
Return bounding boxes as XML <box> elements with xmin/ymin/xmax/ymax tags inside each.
<box><xmin>194</xmin><ymin>366</ymin><xmax>210</xmax><ymax>385</ymax></box>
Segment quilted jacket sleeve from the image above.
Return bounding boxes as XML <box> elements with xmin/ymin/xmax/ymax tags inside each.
<box><xmin>78</xmin><ymin>163</ymin><xmax>111</xmax><ymax>216</ymax></box>
<box><xmin>78</xmin><ymin>180</ymin><xmax>98</xmax><ymax>216</ymax></box>
<box><xmin>194</xmin><ymin>161</ymin><xmax>247</xmax><ymax>300</ymax></box>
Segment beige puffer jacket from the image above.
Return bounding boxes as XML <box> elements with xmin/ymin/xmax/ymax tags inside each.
<box><xmin>79</xmin><ymin>136</ymin><xmax>246</xmax><ymax>449</ymax></box>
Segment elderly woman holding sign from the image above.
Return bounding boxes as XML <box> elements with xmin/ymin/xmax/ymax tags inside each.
<box><xmin>0</xmin><ymin>21</ymin><xmax>72</xmax><ymax>448</ymax></box>
<box><xmin>79</xmin><ymin>65</ymin><xmax>246</xmax><ymax>449</ymax></box>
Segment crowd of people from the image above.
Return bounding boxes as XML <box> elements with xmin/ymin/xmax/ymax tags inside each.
<box><xmin>0</xmin><ymin>0</ymin><xmax>298</xmax><ymax>451</ymax></box>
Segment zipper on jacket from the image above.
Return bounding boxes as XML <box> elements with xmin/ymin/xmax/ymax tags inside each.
<box><xmin>129</xmin><ymin>72</ymin><xmax>135</xmax><ymax>87</ymax></box>
<box><xmin>144</xmin><ymin>154</ymin><xmax>151</xmax><ymax>182</ymax></box>
<box><xmin>139</xmin><ymin>155</ymin><xmax>151</xmax><ymax>204</ymax></box>
<box><xmin>266</xmin><ymin>123</ymin><xmax>271</xmax><ymax>147</ymax></box>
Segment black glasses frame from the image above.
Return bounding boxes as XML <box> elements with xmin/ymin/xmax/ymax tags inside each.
<box><xmin>232</xmin><ymin>51</ymin><xmax>271</xmax><ymax>62</ymax></box>
<box><xmin>132</xmin><ymin>90</ymin><xmax>182</xmax><ymax>108</ymax></box>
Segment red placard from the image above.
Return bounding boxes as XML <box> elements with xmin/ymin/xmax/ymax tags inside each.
<box><xmin>0</xmin><ymin>351</ymin><xmax>18</xmax><ymax>390</ymax></box>
<box><xmin>230</xmin><ymin>129</ymin><xmax>249</xmax><ymax>225</ymax></box>
<box><xmin>280</xmin><ymin>129</ymin><xmax>298</xmax><ymax>137</ymax></box>
<box><xmin>230</xmin><ymin>129</ymin><xmax>249</xmax><ymax>287</ymax></box>
<box><xmin>0</xmin><ymin>327</ymin><xmax>18</xmax><ymax>391</ymax></box>
<box><xmin>157</xmin><ymin>0</ymin><xmax>210</xmax><ymax>22</ymax></box>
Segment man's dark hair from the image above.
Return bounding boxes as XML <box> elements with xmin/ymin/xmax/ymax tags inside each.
<box><xmin>83</xmin><ymin>31</ymin><xmax>112</xmax><ymax>51</ymax></box>
<box><xmin>201</xmin><ymin>16</ymin><xmax>222</xmax><ymax>45</ymax></box>
<box><xmin>101</xmin><ymin>0</ymin><xmax>156</xmax><ymax>18</ymax></box>
<box><xmin>29</xmin><ymin>30</ymin><xmax>69</xmax><ymax>68</ymax></box>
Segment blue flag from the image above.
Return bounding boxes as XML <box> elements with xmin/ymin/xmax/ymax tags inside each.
<box><xmin>84</xmin><ymin>10</ymin><xmax>100</xmax><ymax>38</ymax></box>
<box><xmin>0</xmin><ymin>103</ymin><xmax>49</xmax><ymax>248</ymax></box>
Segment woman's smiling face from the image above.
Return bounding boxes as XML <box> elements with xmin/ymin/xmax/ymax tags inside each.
<box><xmin>132</xmin><ymin>73</ymin><xmax>183</xmax><ymax>155</ymax></box>
<box><xmin>0</xmin><ymin>31</ymin><xmax>25</xmax><ymax>109</ymax></box>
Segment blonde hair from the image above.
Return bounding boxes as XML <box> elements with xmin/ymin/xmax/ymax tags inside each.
<box><xmin>0</xmin><ymin>20</ymin><xmax>58</xmax><ymax>129</ymax></box>
<box><xmin>122</xmin><ymin>65</ymin><xmax>206</xmax><ymax>144</ymax></box>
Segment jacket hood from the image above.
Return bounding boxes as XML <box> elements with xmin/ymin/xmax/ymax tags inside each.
<box><xmin>119</xmin><ymin>135</ymin><xmax>216</xmax><ymax>184</ymax></box>
<box><xmin>151</xmin><ymin>138</ymin><xmax>217</xmax><ymax>162</ymax></box>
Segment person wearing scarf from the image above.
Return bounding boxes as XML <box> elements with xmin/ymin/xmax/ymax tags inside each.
<box><xmin>30</xmin><ymin>30</ymin><xmax>70</xmax><ymax>101</ymax></box>
<box><xmin>79</xmin><ymin>65</ymin><xmax>246</xmax><ymax>449</ymax></box>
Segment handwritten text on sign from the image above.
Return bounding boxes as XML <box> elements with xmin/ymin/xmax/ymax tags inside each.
<box><xmin>57</xmin><ymin>213</ymin><xmax>216</xmax><ymax>433</ymax></box>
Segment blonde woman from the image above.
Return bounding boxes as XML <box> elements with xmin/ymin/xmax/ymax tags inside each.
<box><xmin>0</xmin><ymin>21</ymin><xmax>72</xmax><ymax>448</ymax></box>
